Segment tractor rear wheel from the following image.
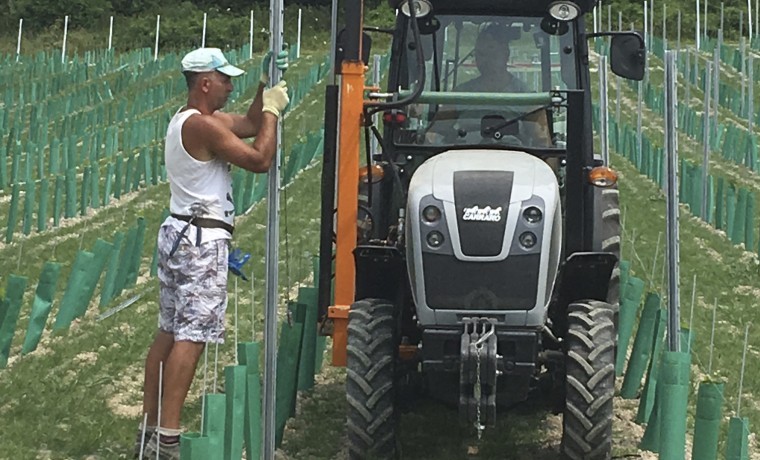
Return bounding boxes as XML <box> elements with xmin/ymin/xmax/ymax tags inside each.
<box><xmin>346</xmin><ymin>298</ymin><xmax>398</xmax><ymax>459</ymax></box>
<box><xmin>561</xmin><ymin>300</ymin><xmax>615</xmax><ymax>460</ymax></box>
<box><xmin>599</xmin><ymin>186</ymin><xmax>621</xmax><ymax>325</ymax></box>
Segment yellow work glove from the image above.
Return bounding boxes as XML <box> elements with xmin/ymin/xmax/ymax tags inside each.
<box><xmin>262</xmin><ymin>80</ymin><xmax>290</xmax><ymax>118</ymax></box>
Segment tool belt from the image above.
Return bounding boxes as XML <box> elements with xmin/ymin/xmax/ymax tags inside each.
<box><xmin>168</xmin><ymin>213</ymin><xmax>234</xmax><ymax>258</ymax></box>
<box><xmin>171</xmin><ymin>213</ymin><xmax>234</xmax><ymax>234</ymax></box>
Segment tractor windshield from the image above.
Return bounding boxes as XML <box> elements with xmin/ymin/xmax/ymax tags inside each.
<box><xmin>391</xmin><ymin>14</ymin><xmax>577</xmax><ymax>150</ymax></box>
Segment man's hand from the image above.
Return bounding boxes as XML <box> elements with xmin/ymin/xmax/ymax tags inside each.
<box><xmin>260</xmin><ymin>48</ymin><xmax>289</xmax><ymax>85</ymax></box>
<box><xmin>262</xmin><ymin>81</ymin><xmax>290</xmax><ymax>118</ymax></box>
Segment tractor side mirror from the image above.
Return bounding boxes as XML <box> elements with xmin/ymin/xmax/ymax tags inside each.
<box><xmin>609</xmin><ymin>33</ymin><xmax>646</xmax><ymax>81</ymax></box>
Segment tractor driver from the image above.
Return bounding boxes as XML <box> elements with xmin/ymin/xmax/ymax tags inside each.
<box><xmin>429</xmin><ymin>24</ymin><xmax>552</xmax><ymax>147</ymax></box>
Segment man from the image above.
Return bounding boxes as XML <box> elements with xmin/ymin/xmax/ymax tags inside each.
<box><xmin>136</xmin><ymin>47</ymin><xmax>289</xmax><ymax>459</ymax></box>
<box><xmin>432</xmin><ymin>24</ymin><xmax>552</xmax><ymax>147</ymax></box>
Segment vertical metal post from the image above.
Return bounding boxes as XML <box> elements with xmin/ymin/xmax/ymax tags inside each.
<box><xmin>705</xmin><ymin>0</ymin><xmax>709</xmax><ymax>42</ymax></box>
<box><xmin>263</xmin><ymin>0</ymin><xmax>284</xmax><ymax>456</ymax></box>
<box><xmin>16</xmin><ymin>19</ymin><xmax>22</xmax><ymax>63</ymax></box>
<box><xmin>696</xmin><ymin>0</ymin><xmax>701</xmax><ymax>50</ymax></box>
<box><xmin>663</xmin><ymin>3</ymin><xmax>667</xmax><ymax>47</ymax></box>
<box><xmin>741</xmin><ymin>37</ymin><xmax>746</xmax><ymax>117</ymax></box>
<box><xmin>600</xmin><ymin>56</ymin><xmax>610</xmax><ymax>166</ymax></box>
<box><xmin>62</xmin><ymin>15</ymin><xmax>69</xmax><ymax>64</ymax></box>
<box><xmin>249</xmin><ymin>10</ymin><xmax>254</xmax><ymax>59</ymax></box>
<box><xmin>329</xmin><ymin>0</ymin><xmax>339</xmax><ymax>84</ymax></box>
<box><xmin>686</xmin><ymin>48</ymin><xmax>691</xmax><ymax>103</ymax></box>
<box><xmin>714</xmin><ymin>33</ymin><xmax>721</xmax><ymax>117</ymax></box>
<box><xmin>749</xmin><ymin>0</ymin><xmax>754</xmax><ymax>39</ymax></box>
<box><xmin>617</xmin><ymin>12</ymin><xmax>622</xmax><ymax>125</ymax></box>
<box><xmin>677</xmin><ymin>11</ymin><xmax>681</xmax><ymax>55</ymax></box>
<box><xmin>650</xmin><ymin>0</ymin><xmax>654</xmax><ymax>51</ymax></box>
<box><xmin>749</xmin><ymin>56</ymin><xmax>754</xmax><ymax>132</ymax></box>
<box><xmin>637</xmin><ymin>79</ymin><xmax>643</xmax><ymax>167</ymax></box>
<box><xmin>721</xmin><ymin>2</ymin><xmax>725</xmax><ymax>31</ymax></box>
<box><xmin>702</xmin><ymin>61</ymin><xmax>712</xmax><ymax>220</ymax></box>
<box><xmin>108</xmin><ymin>16</ymin><xmax>113</xmax><ymax>51</ymax></box>
<box><xmin>607</xmin><ymin>4</ymin><xmax>612</xmax><ymax>30</ymax></box>
<box><xmin>154</xmin><ymin>15</ymin><xmax>160</xmax><ymax>62</ymax></box>
<box><xmin>593</xmin><ymin>6</ymin><xmax>598</xmax><ymax>34</ymax></box>
<box><xmin>664</xmin><ymin>50</ymin><xmax>681</xmax><ymax>353</ymax></box>
<box><xmin>297</xmin><ymin>9</ymin><xmax>302</xmax><ymax>59</ymax></box>
<box><xmin>644</xmin><ymin>1</ymin><xmax>649</xmax><ymax>51</ymax></box>
<box><xmin>202</xmin><ymin>13</ymin><xmax>207</xmax><ymax>48</ymax></box>
<box><xmin>371</xmin><ymin>54</ymin><xmax>381</xmax><ymax>158</ymax></box>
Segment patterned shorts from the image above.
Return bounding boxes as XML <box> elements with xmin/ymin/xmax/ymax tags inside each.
<box><xmin>156</xmin><ymin>225</ymin><xmax>229</xmax><ymax>343</ymax></box>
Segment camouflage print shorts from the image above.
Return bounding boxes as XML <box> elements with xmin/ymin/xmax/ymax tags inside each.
<box><xmin>156</xmin><ymin>225</ymin><xmax>229</xmax><ymax>343</ymax></box>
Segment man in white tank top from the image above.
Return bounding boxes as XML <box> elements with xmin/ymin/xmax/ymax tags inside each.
<box><xmin>137</xmin><ymin>47</ymin><xmax>290</xmax><ymax>458</ymax></box>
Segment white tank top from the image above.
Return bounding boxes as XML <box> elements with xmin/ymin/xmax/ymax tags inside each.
<box><xmin>164</xmin><ymin>108</ymin><xmax>234</xmax><ymax>242</ymax></box>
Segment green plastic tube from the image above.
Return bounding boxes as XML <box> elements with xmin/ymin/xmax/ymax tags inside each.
<box><xmin>636</xmin><ymin>308</ymin><xmax>666</xmax><ymax>424</ymax></box>
<box><xmin>80</xmin><ymin>165</ymin><xmax>90</xmax><ymax>216</ymax></box>
<box><xmin>616</xmin><ymin>276</ymin><xmax>645</xmax><ymax>374</ymax></box>
<box><xmin>21</xmin><ymin>262</ymin><xmax>62</xmax><ymax>354</ymax></box>
<box><xmin>691</xmin><ymin>381</ymin><xmax>724</xmax><ymax>460</ymax></box>
<box><xmin>202</xmin><ymin>393</ymin><xmax>226</xmax><ymax>460</ymax></box>
<box><xmin>113</xmin><ymin>226</ymin><xmax>137</xmax><ymax>298</ymax></box>
<box><xmin>0</xmin><ymin>275</ymin><xmax>29</xmax><ymax>368</ymax></box>
<box><xmin>5</xmin><ymin>183</ymin><xmax>20</xmax><ymax>243</ymax></box>
<box><xmin>238</xmin><ymin>342</ymin><xmax>262</xmax><ymax>460</ymax></box>
<box><xmin>125</xmin><ymin>217</ymin><xmax>146</xmax><ymax>288</ymax></box>
<box><xmin>726</xmin><ymin>185</ymin><xmax>736</xmax><ymax>239</ymax></box>
<box><xmin>53</xmin><ymin>251</ymin><xmax>95</xmax><ymax>331</ymax></box>
<box><xmin>275</xmin><ymin>310</ymin><xmax>305</xmax><ymax>447</ymax></box>
<box><xmin>715</xmin><ymin>177</ymin><xmax>725</xmax><ymax>230</ymax></box>
<box><xmin>103</xmin><ymin>162</ymin><xmax>114</xmax><ymax>206</ymax></box>
<box><xmin>658</xmin><ymin>351</ymin><xmax>691</xmax><ymax>460</ymax></box>
<box><xmin>74</xmin><ymin>239</ymin><xmax>113</xmax><ymax>318</ymax></box>
<box><xmin>618</xmin><ymin>260</ymin><xmax>631</xmax><ymax>301</ymax></box>
<box><xmin>621</xmin><ymin>293</ymin><xmax>661</xmax><ymax>399</ymax></box>
<box><xmin>65</xmin><ymin>168</ymin><xmax>77</xmax><ymax>218</ymax></box>
<box><xmin>53</xmin><ymin>175</ymin><xmax>64</xmax><ymax>227</ymax></box>
<box><xmin>22</xmin><ymin>181</ymin><xmax>35</xmax><ymax>235</ymax></box>
<box><xmin>297</xmin><ymin>287</ymin><xmax>318</xmax><ymax>391</ymax></box>
<box><xmin>744</xmin><ymin>192</ymin><xmax>754</xmax><ymax>251</ymax></box>
<box><xmin>180</xmin><ymin>432</ymin><xmax>209</xmax><ymax>460</ymax></box>
<box><xmin>113</xmin><ymin>156</ymin><xmax>123</xmax><ymax>199</ymax></box>
<box><xmin>99</xmin><ymin>232</ymin><xmax>124</xmax><ymax>308</ymax></box>
<box><xmin>725</xmin><ymin>416</ymin><xmax>750</xmax><ymax>460</ymax></box>
<box><xmin>732</xmin><ymin>188</ymin><xmax>747</xmax><ymax>244</ymax></box>
<box><xmin>223</xmin><ymin>366</ymin><xmax>246</xmax><ymax>460</ymax></box>
<box><xmin>639</xmin><ymin>370</ymin><xmax>662</xmax><ymax>452</ymax></box>
<box><xmin>37</xmin><ymin>178</ymin><xmax>49</xmax><ymax>232</ymax></box>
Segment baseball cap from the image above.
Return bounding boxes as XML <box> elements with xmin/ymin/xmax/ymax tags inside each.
<box><xmin>181</xmin><ymin>48</ymin><xmax>245</xmax><ymax>77</ymax></box>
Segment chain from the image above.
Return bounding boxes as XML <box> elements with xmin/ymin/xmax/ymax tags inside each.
<box><xmin>474</xmin><ymin>341</ymin><xmax>485</xmax><ymax>439</ymax></box>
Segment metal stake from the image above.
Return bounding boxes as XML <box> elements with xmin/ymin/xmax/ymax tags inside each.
<box><xmin>688</xmin><ymin>274</ymin><xmax>697</xmax><ymax>353</ymax></box>
<box><xmin>263</xmin><ymin>0</ymin><xmax>285</xmax><ymax>456</ymax></box>
<box><xmin>599</xmin><ymin>55</ymin><xmax>610</xmax><ymax>166</ymax></box>
<box><xmin>702</xmin><ymin>61</ymin><xmax>712</xmax><ymax>220</ymax></box>
<box><xmin>708</xmin><ymin>298</ymin><xmax>717</xmax><ymax>374</ymax></box>
<box><xmin>736</xmin><ymin>324</ymin><xmax>750</xmax><ymax>416</ymax></box>
<box><xmin>664</xmin><ymin>50</ymin><xmax>681</xmax><ymax>353</ymax></box>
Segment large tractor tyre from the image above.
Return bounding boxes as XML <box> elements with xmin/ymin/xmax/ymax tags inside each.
<box><xmin>598</xmin><ymin>186</ymin><xmax>621</xmax><ymax>325</ymax></box>
<box><xmin>346</xmin><ymin>299</ymin><xmax>399</xmax><ymax>460</ymax></box>
<box><xmin>561</xmin><ymin>300</ymin><xmax>616</xmax><ymax>460</ymax></box>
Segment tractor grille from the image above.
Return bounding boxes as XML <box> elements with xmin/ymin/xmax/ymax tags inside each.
<box><xmin>422</xmin><ymin>253</ymin><xmax>540</xmax><ymax>310</ymax></box>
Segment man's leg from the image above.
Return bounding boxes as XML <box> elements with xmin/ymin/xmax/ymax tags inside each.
<box><xmin>142</xmin><ymin>330</ymin><xmax>175</xmax><ymax>426</ymax></box>
<box><xmin>159</xmin><ymin>340</ymin><xmax>206</xmax><ymax>429</ymax></box>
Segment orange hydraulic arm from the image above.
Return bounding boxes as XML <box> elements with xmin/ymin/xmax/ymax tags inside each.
<box><xmin>327</xmin><ymin>2</ymin><xmax>367</xmax><ymax>366</ymax></box>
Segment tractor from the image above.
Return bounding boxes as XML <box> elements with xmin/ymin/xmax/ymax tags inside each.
<box><xmin>317</xmin><ymin>1</ymin><xmax>645</xmax><ymax>458</ymax></box>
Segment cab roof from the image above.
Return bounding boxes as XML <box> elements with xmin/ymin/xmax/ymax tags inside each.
<box><xmin>390</xmin><ymin>0</ymin><xmax>597</xmax><ymax>17</ymax></box>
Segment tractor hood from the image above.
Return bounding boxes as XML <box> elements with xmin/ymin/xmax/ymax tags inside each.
<box><xmin>424</xmin><ymin>149</ymin><xmax>557</xmax><ymax>207</ymax></box>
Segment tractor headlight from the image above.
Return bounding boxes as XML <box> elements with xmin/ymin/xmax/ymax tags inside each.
<box><xmin>426</xmin><ymin>231</ymin><xmax>444</xmax><ymax>248</ymax></box>
<box><xmin>522</xmin><ymin>206</ymin><xmax>543</xmax><ymax>224</ymax></box>
<box><xmin>519</xmin><ymin>232</ymin><xmax>537</xmax><ymax>248</ymax></box>
<box><xmin>422</xmin><ymin>205</ymin><xmax>441</xmax><ymax>223</ymax></box>
<box><xmin>548</xmin><ymin>1</ymin><xmax>580</xmax><ymax>21</ymax></box>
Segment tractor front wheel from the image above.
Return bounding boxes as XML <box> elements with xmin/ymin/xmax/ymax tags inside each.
<box><xmin>561</xmin><ymin>300</ymin><xmax>616</xmax><ymax>460</ymax></box>
<box><xmin>346</xmin><ymin>298</ymin><xmax>399</xmax><ymax>459</ymax></box>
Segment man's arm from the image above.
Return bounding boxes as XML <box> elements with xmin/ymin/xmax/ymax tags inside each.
<box><xmin>184</xmin><ymin>113</ymin><xmax>278</xmax><ymax>172</ymax></box>
<box><xmin>213</xmin><ymin>82</ymin><xmax>266</xmax><ymax>139</ymax></box>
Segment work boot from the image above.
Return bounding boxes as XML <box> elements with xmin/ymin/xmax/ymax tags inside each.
<box><xmin>133</xmin><ymin>427</ymin><xmax>154</xmax><ymax>459</ymax></box>
<box><xmin>140</xmin><ymin>432</ymin><xmax>180</xmax><ymax>460</ymax></box>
